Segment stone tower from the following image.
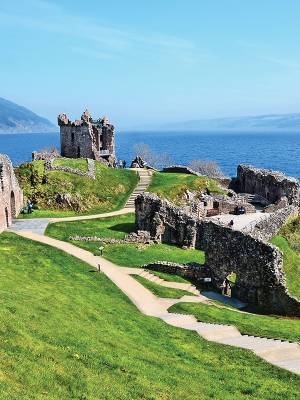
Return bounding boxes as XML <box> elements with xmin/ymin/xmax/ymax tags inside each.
<box><xmin>58</xmin><ymin>110</ymin><xmax>116</xmax><ymax>165</ymax></box>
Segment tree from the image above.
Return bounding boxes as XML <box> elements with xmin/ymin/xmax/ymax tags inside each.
<box><xmin>188</xmin><ymin>159</ymin><xmax>226</xmax><ymax>178</ymax></box>
<box><xmin>133</xmin><ymin>143</ymin><xmax>172</xmax><ymax>169</ymax></box>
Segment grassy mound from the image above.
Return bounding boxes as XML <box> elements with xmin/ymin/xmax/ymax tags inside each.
<box><xmin>15</xmin><ymin>159</ymin><xmax>138</xmax><ymax>218</ymax></box>
<box><xmin>46</xmin><ymin>214</ymin><xmax>205</xmax><ymax>267</ymax></box>
<box><xmin>133</xmin><ymin>275</ymin><xmax>195</xmax><ymax>298</ymax></box>
<box><xmin>53</xmin><ymin>157</ymin><xmax>88</xmax><ymax>171</ymax></box>
<box><xmin>0</xmin><ymin>232</ymin><xmax>299</xmax><ymax>399</ymax></box>
<box><xmin>271</xmin><ymin>236</ymin><xmax>300</xmax><ymax>300</ymax></box>
<box><xmin>148</xmin><ymin>171</ymin><xmax>225</xmax><ymax>205</ymax></box>
<box><xmin>170</xmin><ymin>302</ymin><xmax>300</xmax><ymax>343</ymax></box>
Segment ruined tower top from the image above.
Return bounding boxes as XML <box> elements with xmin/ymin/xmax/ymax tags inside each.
<box><xmin>58</xmin><ymin>109</ymin><xmax>116</xmax><ymax>166</ymax></box>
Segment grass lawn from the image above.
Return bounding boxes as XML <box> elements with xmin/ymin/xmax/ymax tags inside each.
<box><xmin>133</xmin><ymin>275</ymin><xmax>195</xmax><ymax>298</ymax></box>
<box><xmin>148</xmin><ymin>171</ymin><xmax>225</xmax><ymax>205</ymax></box>
<box><xmin>271</xmin><ymin>236</ymin><xmax>300</xmax><ymax>300</ymax></box>
<box><xmin>0</xmin><ymin>232</ymin><xmax>300</xmax><ymax>399</ymax></box>
<box><xmin>170</xmin><ymin>302</ymin><xmax>300</xmax><ymax>343</ymax></box>
<box><xmin>149</xmin><ymin>270</ymin><xmax>192</xmax><ymax>283</ymax></box>
<box><xmin>16</xmin><ymin>159</ymin><xmax>138</xmax><ymax>218</ymax></box>
<box><xmin>53</xmin><ymin>157</ymin><xmax>88</xmax><ymax>171</ymax></box>
<box><xmin>46</xmin><ymin>214</ymin><xmax>205</xmax><ymax>267</ymax></box>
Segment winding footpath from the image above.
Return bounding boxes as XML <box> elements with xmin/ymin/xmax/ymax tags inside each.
<box><xmin>9</xmin><ymin>168</ymin><xmax>300</xmax><ymax>375</ymax></box>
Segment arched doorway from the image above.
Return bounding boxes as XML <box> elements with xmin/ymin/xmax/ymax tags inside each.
<box><xmin>222</xmin><ymin>272</ymin><xmax>237</xmax><ymax>297</ymax></box>
<box><xmin>10</xmin><ymin>191</ymin><xmax>16</xmax><ymax>218</ymax></box>
<box><xmin>5</xmin><ymin>207</ymin><xmax>9</xmax><ymax>227</ymax></box>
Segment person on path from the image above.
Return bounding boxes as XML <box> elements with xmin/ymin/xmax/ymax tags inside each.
<box><xmin>119</xmin><ymin>160</ymin><xmax>123</xmax><ymax>169</ymax></box>
<box><xmin>228</xmin><ymin>219</ymin><xmax>234</xmax><ymax>228</ymax></box>
<box><xmin>123</xmin><ymin>160</ymin><xmax>127</xmax><ymax>169</ymax></box>
<box><xmin>27</xmin><ymin>200</ymin><xmax>33</xmax><ymax>214</ymax></box>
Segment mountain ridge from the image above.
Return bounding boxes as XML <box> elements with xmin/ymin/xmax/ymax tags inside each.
<box><xmin>163</xmin><ymin>113</ymin><xmax>300</xmax><ymax>131</ymax></box>
<box><xmin>0</xmin><ymin>97</ymin><xmax>56</xmax><ymax>133</ymax></box>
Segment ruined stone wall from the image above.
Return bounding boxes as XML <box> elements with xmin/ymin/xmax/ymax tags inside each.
<box><xmin>244</xmin><ymin>205</ymin><xmax>299</xmax><ymax>242</ymax></box>
<box><xmin>135</xmin><ymin>193</ymin><xmax>300</xmax><ymax>316</ymax></box>
<box><xmin>231</xmin><ymin>164</ymin><xmax>300</xmax><ymax>204</ymax></box>
<box><xmin>0</xmin><ymin>154</ymin><xmax>23</xmax><ymax>232</ymax></box>
<box><xmin>58</xmin><ymin>111</ymin><xmax>115</xmax><ymax>165</ymax></box>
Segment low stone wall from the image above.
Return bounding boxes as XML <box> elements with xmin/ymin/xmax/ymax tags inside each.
<box><xmin>163</xmin><ymin>165</ymin><xmax>202</xmax><ymax>176</ymax></box>
<box><xmin>142</xmin><ymin>261</ymin><xmax>212</xmax><ymax>282</ymax></box>
<box><xmin>246</xmin><ymin>205</ymin><xmax>299</xmax><ymax>242</ymax></box>
<box><xmin>69</xmin><ymin>230</ymin><xmax>152</xmax><ymax>245</ymax></box>
<box><xmin>45</xmin><ymin>158</ymin><xmax>96</xmax><ymax>179</ymax></box>
<box><xmin>135</xmin><ymin>193</ymin><xmax>300</xmax><ymax>316</ymax></box>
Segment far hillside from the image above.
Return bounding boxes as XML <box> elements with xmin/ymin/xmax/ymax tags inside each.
<box><xmin>148</xmin><ymin>171</ymin><xmax>225</xmax><ymax>205</ymax></box>
<box><xmin>15</xmin><ymin>158</ymin><xmax>138</xmax><ymax>218</ymax></box>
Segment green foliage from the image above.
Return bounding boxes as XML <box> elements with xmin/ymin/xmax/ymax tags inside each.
<box><xmin>0</xmin><ymin>232</ymin><xmax>299</xmax><ymax>399</ymax></box>
<box><xmin>148</xmin><ymin>171</ymin><xmax>225</xmax><ymax>205</ymax></box>
<box><xmin>133</xmin><ymin>275</ymin><xmax>195</xmax><ymax>298</ymax></box>
<box><xmin>170</xmin><ymin>302</ymin><xmax>300</xmax><ymax>343</ymax></box>
<box><xmin>278</xmin><ymin>215</ymin><xmax>300</xmax><ymax>253</ymax></box>
<box><xmin>15</xmin><ymin>159</ymin><xmax>138</xmax><ymax>217</ymax></box>
<box><xmin>271</xmin><ymin>236</ymin><xmax>300</xmax><ymax>300</ymax></box>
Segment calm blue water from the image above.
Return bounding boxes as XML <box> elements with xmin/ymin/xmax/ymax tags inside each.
<box><xmin>0</xmin><ymin>131</ymin><xmax>299</xmax><ymax>178</ymax></box>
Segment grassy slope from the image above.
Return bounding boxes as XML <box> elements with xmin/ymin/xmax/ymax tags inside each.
<box><xmin>170</xmin><ymin>302</ymin><xmax>300</xmax><ymax>343</ymax></box>
<box><xmin>0</xmin><ymin>232</ymin><xmax>299</xmax><ymax>399</ymax></box>
<box><xmin>15</xmin><ymin>159</ymin><xmax>138</xmax><ymax>218</ymax></box>
<box><xmin>133</xmin><ymin>275</ymin><xmax>195</xmax><ymax>298</ymax></box>
<box><xmin>53</xmin><ymin>157</ymin><xmax>88</xmax><ymax>171</ymax></box>
<box><xmin>148</xmin><ymin>171</ymin><xmax>224</xmax><ymax>205</ymax></box>
<box><xmin>46</xmin><ymin>214</ymin><xmax>205</xmax><ymax>267</ymax></box>
<box><xmin>271</xmin><ymin>236</ymin><xmax>300</xmax><ymax>300</ymax></box>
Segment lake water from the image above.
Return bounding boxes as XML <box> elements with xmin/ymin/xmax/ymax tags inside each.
<box><xmin>0</xmin><ymin>131</ymin><xmax>299</xmax><ymax>178</ymax></box>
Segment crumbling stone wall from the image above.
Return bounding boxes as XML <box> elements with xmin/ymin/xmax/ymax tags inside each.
<box><xmin>45</xmin><ymin>158</ymin><xmax>97</xmax><ymax>179</ymax></box>
<box><xmin>0</xmin><ymin>154</ymin><xmax>23</xmax><ymax>232</ymax></box>
<box><xmin>244</xmin><ymin>205</ymin><xmax>299</xmax><ymax>242</ymax></box>
<box><xmin>58</xmin><ymin>110</ymin><xmax>116</xmax><ymax>166</ymax></box>
<box><xmin>135</xmin><ymin>193</ymin><xmax>300</xmax><ymax>316</ymax></box>
<box><xmin>230</xmin><ymin>164</ymin><xmax>300</xmax><ymax>205</ymax></box>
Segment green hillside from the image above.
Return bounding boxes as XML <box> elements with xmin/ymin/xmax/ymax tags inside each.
<box><xmin>15</xmin><ymin>159</ymin><xmax>138</xmax><ymax>218</ymax></box>
<box><xmin>148</xmin><ymin>171</ymin><xmax>225</xmax><ymax>205</ymax></box>
<box><xmin>0</xmin><ymin>232</ymin><xmax>299</xmax><ymax>399</ymax></box>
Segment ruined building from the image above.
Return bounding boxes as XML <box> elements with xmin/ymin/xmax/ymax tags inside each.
<box><xmin>230</xmin><ymin>164</ymin><xmax>300</xmax><ymax>205</ymax></box>
<box><xmin>0</xmin><ymin>154</ymin><xmax>23</xmax><ymax>232</ymax></box>
<box><xmin>58</xmin><ymin>110</ymin><xmax>116</xmax><ymax>165</ymax></box>
<box><xmin>135</xmin><ymin>193</ymin><xmax>300</xmax><ymax>316</ymax></box>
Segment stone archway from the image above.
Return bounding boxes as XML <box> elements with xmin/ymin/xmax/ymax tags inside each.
<box><xmin>10</xmin><ymin>191</ymin><xmax>16</xmax><ymax>218</ymax></box>
<box><xmin>5</xmin><ymin>207</ymin><xmax>9</xmax><ymax>227</ymax></box>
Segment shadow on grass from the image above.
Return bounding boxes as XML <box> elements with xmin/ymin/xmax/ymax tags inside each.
<box><xmin>109</xmin><ymin>223</ymin><xmax>135</xmax><ymax>235</ymax></box>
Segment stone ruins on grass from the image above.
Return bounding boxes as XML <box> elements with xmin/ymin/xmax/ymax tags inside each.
<box><xmin>0</xmin><ymin>154</ymin><xmax>23</xmax><ymax>232</ymax></box>
<box><xmin>135</xmin><ymin>164</ymin><xmax>300</xmax><ymax>316</ymax></box>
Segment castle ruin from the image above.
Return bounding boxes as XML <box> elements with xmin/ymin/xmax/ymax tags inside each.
<box><xmin>0</xmin><ymin>154</ymin><xmax>23</xmax><ymax>232</ymax></box>
<box><xmin>58</xmin><ymin>110</ymin><xmax>116</xmax><ymax>165</ymax></box>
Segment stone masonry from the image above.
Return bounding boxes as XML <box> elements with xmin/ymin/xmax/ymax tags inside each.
<box><xmin>230</xmin><ymin>164</ymin><xmax>300</xmax><ymax>204</ymax></box>
<box><xmin>0</xmin><ymin>154</ymin><xmax>23</xmax><ymax>232</ymax></box>
<box><xmin>135</xmin><ymin>193</ymin><xmax>300</xmax><ymax>316</ymax></box>
<box><xmin>58</xmin><ymin>110</ymin><xmax>116</xmax><ymax>166</ymax></box>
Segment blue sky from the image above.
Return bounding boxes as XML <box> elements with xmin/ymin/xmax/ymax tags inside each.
<box><xmin>1</xmin><ymin>0</ymin><xmax>300</xmax><ymax>128</ymax></box>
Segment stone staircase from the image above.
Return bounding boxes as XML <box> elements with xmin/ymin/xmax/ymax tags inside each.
<box><xmin>129</xmin><ymin>268</ymin><xmax>300</xmax><ymax>374</ymax></box>
<box><xmin>157</xmin><ymin>312</ymin><xmax>300</xmax><ymax>374</ymax></box>
<box><xmin>124</xmin><ymin>169</ymin><xmax>153</xmax><ymax>209</ymax></box>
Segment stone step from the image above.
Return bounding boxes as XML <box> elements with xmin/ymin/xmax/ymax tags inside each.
<box><xmin>258</xmin><ymin>346</ymin><xmax>300</xmax><ymax>362</ymax></box>
<box><xmin>217</xmin><ymin>335</ymin><xmax>296</xmax><ymax>351</ymax></box>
